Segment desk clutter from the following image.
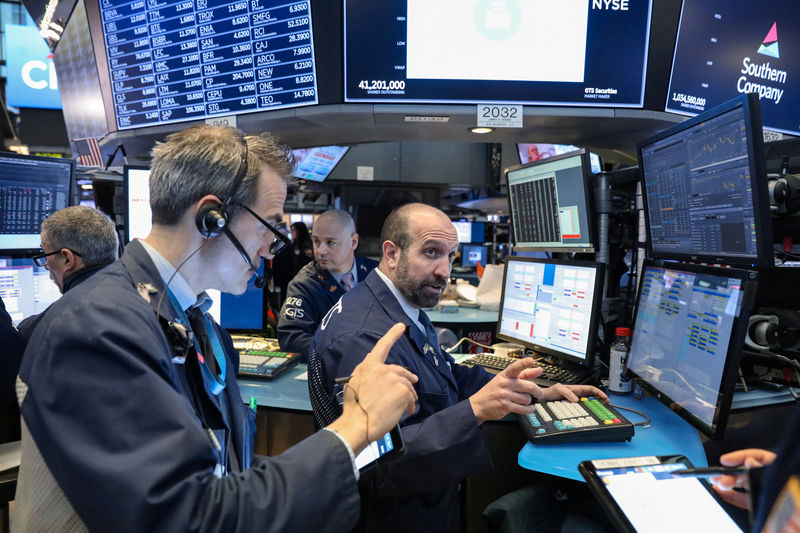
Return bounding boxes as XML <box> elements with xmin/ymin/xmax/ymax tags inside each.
<box><xmin>230</xmin><ymin>335</ymin><xmax>299</xmax><ymax>379</ymax></box>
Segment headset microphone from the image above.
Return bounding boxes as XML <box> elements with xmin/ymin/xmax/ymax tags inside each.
<box><xmin>223</xmin><ymin>226</ymin><xmax>266</xmax><ymax>289</ymax></box>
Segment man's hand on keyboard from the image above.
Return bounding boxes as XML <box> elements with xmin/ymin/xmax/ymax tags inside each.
<box><xmin>469</xmin><ymin>358</ymin><xmax>551</xmax><ymax>424</ymax></box>
<box><xmin>538</xmin><ymin>382</ymin><xmax>608</xmax><ymax>403</ymax></box>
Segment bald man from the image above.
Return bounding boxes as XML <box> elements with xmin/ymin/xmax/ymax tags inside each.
<box><xmin>309</xmin><ymin>203</ymin><xmax>607</xmax><ymax>533</ymax></box>
<box><xmin>277</xmin><ymin>209</ymin><xmax>378</xmax><ymax>360</ymax></box>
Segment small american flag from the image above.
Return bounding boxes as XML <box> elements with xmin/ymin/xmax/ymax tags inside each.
<box><xmin>72</xmin><ymin>138</ymin><xmax>104</xmax><ymax>167</ymax></box>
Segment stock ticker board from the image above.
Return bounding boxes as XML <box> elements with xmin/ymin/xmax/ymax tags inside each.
<box><xmin>99</xmin><ymin>0</ymin><xmax>318</xmax><ymax>130</ymax></box>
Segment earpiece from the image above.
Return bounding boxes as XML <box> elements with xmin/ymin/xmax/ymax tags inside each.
<box><xmin>196</xmin><ymin>201</ymin><xmax>227</xmax><ymax>238</ymax></box>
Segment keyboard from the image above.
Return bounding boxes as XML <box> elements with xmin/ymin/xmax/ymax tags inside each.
<box><xmin>238</xmin><ymin>349</ymin><xmax>298</xmax><ymax>379</ymax></box>
<box><xmin>462</xmin><ymin>353</ymin><xmax>517</xmax><ymax>372</ymax></box>
<box><xmin>519</xmin><ymin>397</ymin><xmax>634</xmax><ymax>444</ymax></box>
<box><xmin>531</xmin><ymin>361</ymin><xmax>594</xmax><ymax>386</ymax></box>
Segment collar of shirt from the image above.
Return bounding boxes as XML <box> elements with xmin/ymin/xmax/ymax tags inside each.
<box><xmin>139</xmin><ymin>239</ymin><xmax>211</xmax><ymax>313</ymax></box>
<box><xmin>374</xmin><ymin>268</ymin><xmax>423</xmax><ymax>334</ymax></box>
<box><xmin>328</xmin><ymin>259</ymin><xmax>357</xmax><ymax>286</ymax></box>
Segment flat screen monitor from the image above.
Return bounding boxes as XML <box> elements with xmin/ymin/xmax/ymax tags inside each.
<box><xmin>518</xmin><ymin>143</ymin><xmax>602</xmax><ymax>174</ymax></box>
<box><xmin>666</xmin><ymin>0</ymin><xmax>800</xmax><ymax>136</ymax></box>
<box><xmin>0</xmin><ymin>259</ymin><xmax>61</xmax><ymax>325</ymax></box>
<box><xmin>123</xmin><ymin>166</ymin><xmax>152</xmax><ymax>243</ymax></box>
<box><xmin>461</xmin><ymin>244</ymin><xmax>488</xmax><ymax>268</ymax></box>
<box><xmin>505</xmin><ymin>149</ymin><xmax>595</xmax><ymax>252</ymax></box>
<box><xmin>496</xmin><ymin>256</ymin><xmax>604</xmax><ymax>366</ymax></box>
<box><xmin>291</xmin><ymin>146</ymin><xmax>349</xmax><ymax>182</ymax></box>
<box><xmin>0</xmin><ymin>152</ymin><xmax>74</xmax><ymax>255</ymax></box>
<box><xmin>627</xmin><ymin>260</ymin><xmax>757</xmax><ymax>439</ymax></box>
<box><xmin>89</xmin><ymin>0</ymin><xmax>320</xmax><ymax>130</ymax></box>
<box><xmin>344</xmin><ymin>0</ymin><xmax>653</xmax><ymax>107</ymax></box>
<box><xmin>452</xmin><ymin>221</ymin><xmax>484</xmax><ymax>244</ymax></box>
<box><xmin>207</xmin><ymin>266</ymin><xmax>265</xmax><ymax>331</ymax></box>
<box><xmin>638</xmin><ymin>93</ymin><xmax>772</xmax><ymax>268</ymax></box>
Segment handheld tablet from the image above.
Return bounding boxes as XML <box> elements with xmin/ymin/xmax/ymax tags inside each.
<box><xmin>354</xmin><ymin>425</ymin><xmax>404</xmax><ymax>474</ymax></box>
<box><xmin>579</xmin><ymin>455</ymin><xmax>744</xmax><ymax>532</ymax></box>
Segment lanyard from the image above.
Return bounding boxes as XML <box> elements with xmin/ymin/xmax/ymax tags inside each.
<box><xmin>164</xmin><ymin>287</ymin><xmax>227</xmax><ymax>395</ymax></box>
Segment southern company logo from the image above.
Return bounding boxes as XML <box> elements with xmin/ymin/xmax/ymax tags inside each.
<box><xmin>757</xmin><ymin>23</ymin><xmax>779</xmax><ymax>59</ymax></box>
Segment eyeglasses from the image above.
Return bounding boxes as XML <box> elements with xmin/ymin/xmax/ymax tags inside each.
<box><xmin>32</xmin><ymin>248</ymin><xmax>82</xmax><ymax>267</ymax></box>
<box><xmin>233</xmin><ymin>203</ymin><xmax>291</xmax><ymax>256</ymax></box>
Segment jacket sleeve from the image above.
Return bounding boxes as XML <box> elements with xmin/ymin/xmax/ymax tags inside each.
<box><xmin>19</xmin><ymin>293</ymin><xmax>360</xmax><ymax>533</ymax></box>
<box><xmin>277</xmin><ymin>278</ymin><xmax>318</xmax><ymax>361</ymax></box>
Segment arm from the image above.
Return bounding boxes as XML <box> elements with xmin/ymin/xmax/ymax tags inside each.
<box><xmin>277</xmin><ymin>279</ymin><xmax>318</xmax><ymax>360</ymax></box>
<box><xmin>712</xmin><ymin>448</ymin><xmax>778</xmax><ymax>509</ymax></box>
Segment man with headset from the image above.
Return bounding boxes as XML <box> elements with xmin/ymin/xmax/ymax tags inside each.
<box><xmin>14</xmin><ymin>125</ymin><xmax>418</xmax><ymax>532</ymax></box>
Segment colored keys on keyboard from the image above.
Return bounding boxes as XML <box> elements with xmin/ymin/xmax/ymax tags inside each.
<box><xmin>519</xmin><ymin>397</ymin><xmax>634</xmax><ymax>444</ymax></box>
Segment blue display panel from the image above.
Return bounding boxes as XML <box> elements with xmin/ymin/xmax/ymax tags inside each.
<box><xmin>666</xmin><ymin>0</ymin><xmax>800</xmax><ymax>136</ymax></box>
<box><xmin>98</xmin><ymin>0</ymin><xmax>319</xmax><ymax>130</ymax></box>
<box><xmin>344</xmin><ymin>0</ymin><xmax>652</xmax><ymax>107</ymax></box>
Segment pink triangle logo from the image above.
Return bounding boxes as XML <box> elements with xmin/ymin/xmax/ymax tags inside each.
<box><xmin>757</xmin><ymin>23</ymin><xmax>779</xmax><ymax>59</ymax></box>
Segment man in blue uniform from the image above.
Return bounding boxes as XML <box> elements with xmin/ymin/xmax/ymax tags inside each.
<box><xmin>310</xmin><ymin>203</ymin><xmax>607</xmax><ymax>532</ymax></box>
<box><xmin>18</xmin><ymin>205</ymin><xmax>119</xmax><ymax>340</ymax></box>
<box><xmin>278</xmin><ymin>209</ymin><xmax>377</xmax><ymax>359</ymax></box>
<box><xmin>14</xmin><ymin>125</ymin><xmax>419</xmax><ymax>532</ymax></box>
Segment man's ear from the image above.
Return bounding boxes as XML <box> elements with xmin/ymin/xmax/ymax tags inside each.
<box><xmin>350</xmin><ymin>232</ymin><xmax>359</xmax><ymax>251</ymax></box>
<box><xmin>61</xmin><ymin>249</ymin><xmax>84</xmax><ymax>274</ymax></box>
<box><xmin>382</xmin><ymin>240</ymin><xmax>400</xmax><ymax>269</ymax></box>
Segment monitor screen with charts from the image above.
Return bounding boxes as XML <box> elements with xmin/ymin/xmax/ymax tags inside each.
<box><xmin>506</xmin><ymin>149</ymin><xmax>595</xmax><ymax>252</ymax></box>
<box><xmin>0</xmin><ymin>153</ymin><xmax>74</xmax><ymax>255</ymax></box>
<box><xmin>638</xmin><ymin>93</ymin><xmax>772</xmax><ymax>267</ymax></box>
<box><xmin>626</xmin><ymin>260</ymin><xmax>757</xmax><ymax>439</ymax></box>
<box><xmin>496</xmin><ymin>256</ymin><xmax>604</xmax><ymax>366</ymax></box>
<box><xmin>0</xmin><ymin>259</ymin><xmax>61</xmax><ymax>325</ymax></box>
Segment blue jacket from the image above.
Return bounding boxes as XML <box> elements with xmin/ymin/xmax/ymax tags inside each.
<box><xmin>278</xmin><ymin>256</ymin><xmax>377</xmax><ymax>360</ymax></box>
<box><xmin>310</xmin><ymin>270</ymin><xmax>494</xmax><ymax>533</ymax></box>
<box><xmin>16</xmin><ymin>240</ymin><xmax>360</xmax><ymax>532</ymax></box>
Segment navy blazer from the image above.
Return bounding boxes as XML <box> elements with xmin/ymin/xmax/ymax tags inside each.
<box><xmin>17</xmin><ymin>239</ymin><xmax>360</xmax><ymax>532</ymax></box>
<box><xmin>278</xmin><ymin>255</ymin><xmax>377</xmax><ymax>360</ymax></box>
<box><xmin>311</xmin><ymin>269</ymin><xmax>494</xmax><ymax>533</ymax></box>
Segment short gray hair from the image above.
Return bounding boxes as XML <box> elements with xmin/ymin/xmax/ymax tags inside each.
<box><xmin>149</xmin><ymin>124</ymin><xmax>294</xmax><ymax>226</ymax></box>
<box><xmin>41</xmin><ymin>206</ymin><xmax>118</xmax><ymax>266</ymax></box>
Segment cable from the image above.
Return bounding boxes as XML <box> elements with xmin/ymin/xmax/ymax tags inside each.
<box><xmin>344</xmin><ymin>382</ymin><xmax>369</xmax><ymax>445</ymax></box>
<box><xmin>445</xmin><ymin>336</ymin><xmax>495</xmax><ymax>353</ymax></box>
<box><xmin>609</xmin><ymin>403</ymin><xmax>650</xmax><ymax>427</ymax></box>
<box><xmin>155</xmin><ymin>238</ymin><xmax>210</xmax><ymax>320</ymax></box>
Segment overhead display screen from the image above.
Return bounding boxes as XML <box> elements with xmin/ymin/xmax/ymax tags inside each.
<box><xmin>344</xmin><ymin>0</ymin><xmax>653</xmax><ymax>107</ymax></box>
<box><xmin>98</xmin><ymin>0</ymin><xmax>319</xmax><ymax>130</ymax></box>
<box><xmin>667</xmin><ymin>0</ymin><xmax>800</xmax><ymax>136</ymax></box>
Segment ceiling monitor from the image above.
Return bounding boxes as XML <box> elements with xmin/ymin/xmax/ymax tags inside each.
<box><xmin>86</xmin><ymin>0</ymin><xmax>321</xmax><ymax>131</ymax></box>
<box><xmin>638</xmin><ymin>93</ymin><xmax>773</xmax><ymax>268</ymax></box>
<box><xmin>496</xmin><ymin>256</ymin><xmax>604</xmax><ymax>367</ymax></box>
<box><xmin>123</xmin><ymin>166</ymin><xmax>152</xmax><ymax>243</ymax></box>
<box><xmin>505</xmin><ymin>149</ymin><xmax>595</xmax><ymax>253</ymax></box>
<box><xmin>627</xmin><ymin>260</ymin><xmax>757</xmax><ymax>439</ymax></box>
<box><xmin>518</xmin><ymin>143</ymin><xmax>602</xmax><ymax>174</ymax></box>
<box><xmin>666</xmin><ymin>0</ymin><xmax>800</xmax><ymax>136</ymax></box>
<box><xmin>461</xmin><ymin>244</ymin><xmax>488</xmax><ymax>268</ymax></box>
<box><xmin>0</xmin><ymin>152</ymin><xmax>75</xmax><ymax>255</ymax></box>
<box><xmin>344</xmin><ymin>0</ymin><xmax>653</xmax><ymax>107</ymax></box>
<box><xmin>291</xmin><ymin>146</ymin><xmax>350</xmax><ymax>182</ymax></box>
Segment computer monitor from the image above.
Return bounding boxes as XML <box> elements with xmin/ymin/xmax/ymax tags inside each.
<box><xmin>291</xmin><ymin>146</ymin><xmax>350</xmax><ymax>183</ymax></box>
<box><xmin>505</xmin><ymin>149</ymin><xmax>595</xmax><ymax>252</ymax></box>
<box><xmin>638</xmin><ymin>93</ymin><xmax>773</xmax><ymax>268</ymax></box>
<box><xmin>626</xmin><ymin>260</ymin><xmax>757</xmax><ymax>439</ymax></box>
<box><xmin>0</xmin><ymin>152</ymin><xmax>74</xmax><ymax>255</ymax></box>
<box><xmin>0</xmin><ymin>259</ymin><xmax>61</xmax><ymax>325</ymax></box>
<box><xmin>461</xmin><ymin>244</ymin><xmax>487</xmax><ymax>268</ymax></box>
<box><xmin>123</xmin><ymin>166</ymin><xmax>152</xmax><ymax>243</ymax></box>
<box><xmin>496</xmin><ymin>256</ymin><xmax>604</xmax><ymax>366</ymax></box>
<box><xmin>207</xmin><ymin>266</ymin><xmax>266</xmax><ymax>332</ymax></box>
<box><xmin>517</xmin><ymin>143</ymin><xmax>602</xmax><ymax>174</ymax></box>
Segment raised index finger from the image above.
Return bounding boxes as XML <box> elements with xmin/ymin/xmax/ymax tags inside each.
<box><xmin>363</xmin><ymin>323</ymin><xmax>407</xmax><ymax>365</ymax></box>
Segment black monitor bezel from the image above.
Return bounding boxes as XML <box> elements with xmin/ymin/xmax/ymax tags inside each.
<box><xmin>627</xmin><ymin>259</ymin><xmax>758</xmax><ymax>440</ymax></box>
<box><xmin>638</xmin><ymin>93</ymin><xmax>773</xmax><ymax>268</ymax></box>
<box><xmin>122</xmin><ymin>165</ymin><xmax>151</xmax><ymax>244</ymax></box>
<box><xmin>504</xmin><ymin>148</ymin><xmax>596</xmax><ymax>253</ymax></box>
<box><xmin>495</xmin><ymin>255</ymin><xmax>605</xmax><ymax>366</ymax></box>
<box><xmin>0</xmin><ymin>152</ymin><xmax>76</xmax><ymax>256</ymax></box>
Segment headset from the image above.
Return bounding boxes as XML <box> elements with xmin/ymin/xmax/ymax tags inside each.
<box><xmin>194</xmin><ymin>133</ymin><xmax>267</xmax><ymax>289</ymax></box>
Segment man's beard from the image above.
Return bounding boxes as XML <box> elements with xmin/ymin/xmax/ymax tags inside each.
<box><xmin>394</xmin><ymin>253</ymin><xmax>447</xmax><ymax>309</ymax></box>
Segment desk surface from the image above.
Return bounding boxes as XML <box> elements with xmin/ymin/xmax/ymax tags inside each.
<box><xmin>518</xmin><ymin>393</ymin><xmax>707</xmax><ymax>482</ymax></box>
<box><xmin>427</xmin><ymin>309</ymin><xmax>498</xmax><ymax>324</ymax></box>
<box><xmin>238</xmin><ymin>364</ymin><xmax>311</xmax><ymax>412</ymax></box>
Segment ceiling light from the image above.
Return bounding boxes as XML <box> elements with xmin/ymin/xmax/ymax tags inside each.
<box><xmin>469</xmin><ymin>127</ymin><xmax>493</xmax><ymax>134</ymax></box>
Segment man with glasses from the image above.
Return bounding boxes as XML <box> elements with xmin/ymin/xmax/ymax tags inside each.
<box><xmin>278</xmin><ymin>209</ymin><xmax>378</xmax><ymax>360</ymax></box>
<box><xmin>17</xmin><ymin>205</ymin><xmax>119</xmax><ymax>340</ymax></box>
<box><xmin>14</xmin><ymin>125</ymin><xmax>418</xmax><ymax>532</ymax></box>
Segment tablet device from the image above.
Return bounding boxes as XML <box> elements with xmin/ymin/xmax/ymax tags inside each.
<box><xmin>579</xmin><ymin>455</ymin><xmax>744</xmax><ymax>532</ymax></box>
<box><xmin>354</xmin><ymin>425</ymin><xmax>404</xmax><ymax>474</ymax></box>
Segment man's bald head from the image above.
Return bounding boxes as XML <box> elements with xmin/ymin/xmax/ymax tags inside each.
<box><xmin>312</xmin><ymin>209</ymin><xmax>358</xmax><ymax>274</ymax></box>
